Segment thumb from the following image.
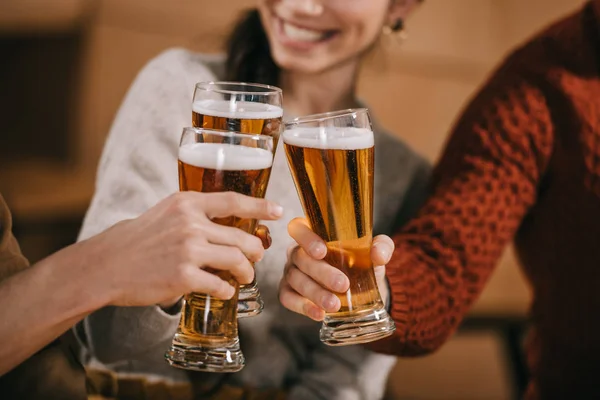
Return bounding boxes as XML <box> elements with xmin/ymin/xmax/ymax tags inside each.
<box><xmin>373</xmin><ymin>265</ymin><xmax>386</xmax><ymax>280</ymax></box>
<box><xmin>371</xmin><ymin>235</ymin><xmax>394</xmax><ymax>266</ymax></box>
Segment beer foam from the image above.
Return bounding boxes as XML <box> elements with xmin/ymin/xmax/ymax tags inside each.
<box><xmin>282</xmin><ymin>127</ymin><xmax>374</xmax><ymax>150</ymax></box>
<box><xmin>179</xmin><ymin>143</ymin><xmax>273</xmax><ymax>171</ymax></box>
<box><xmin>192</xmin><ymin>99</ymin><xmax>283</xmax><ymax>119</ymax></box>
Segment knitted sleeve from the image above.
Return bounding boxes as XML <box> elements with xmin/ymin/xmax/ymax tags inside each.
<box><xmin>370</xmin><ymin>60</ymin><xmax>555</xmax><ymax>356</ymax></box>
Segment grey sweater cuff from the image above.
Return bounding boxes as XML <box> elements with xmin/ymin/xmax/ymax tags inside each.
<box><xmin>132</xmin><ymin>304</ymin><xmax>182</xmax><ymax>344</ymax></box>
<box><xmin>83</xmin><ymin>304</ymin><xmax>182</xmax><ymax>364</ymax></box>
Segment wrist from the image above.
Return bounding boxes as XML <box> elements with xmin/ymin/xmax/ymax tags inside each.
<box><xmin>41</xmin><ymin>239</ymin><xmax>113</xmax><ymax>316</ymax></box>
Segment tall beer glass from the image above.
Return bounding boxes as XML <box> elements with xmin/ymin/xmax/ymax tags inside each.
<box><xmin>283</xmin><ymin>109</ymin><xmax>396</xmax><ymax>346</ymax></box>
<box><xmin>165</xmin><ymin>128</ymin><xmax>274</xmax><ymax>372</ymax></box>
<box><xmin>193</xmin><ymin>81</ymin><xmax>283</xmax><ymax>318</ymax></box>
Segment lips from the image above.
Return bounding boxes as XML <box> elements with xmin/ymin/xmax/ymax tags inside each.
<box><xmin>276</xmin><ymin>17</ymin><xmax>338</xmax><ymax>49</ymax></box>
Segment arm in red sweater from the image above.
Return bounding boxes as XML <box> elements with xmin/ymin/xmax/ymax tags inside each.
<box><xmin>370</xmin><ymin>64</ymin><xmax>555</xmax><ymax>356</ymax></box>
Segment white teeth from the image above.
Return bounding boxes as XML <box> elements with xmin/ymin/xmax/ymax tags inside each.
<box><xmin>282</xmin><ymin>21</ymin><xmax>325</xmax><ymax>42</ymax></box>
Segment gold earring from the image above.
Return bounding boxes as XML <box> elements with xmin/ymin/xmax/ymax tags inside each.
<box><xmin>383</xmin><ymin>19</ymin><xmax>408</xmax><ymax>42</ymax></box>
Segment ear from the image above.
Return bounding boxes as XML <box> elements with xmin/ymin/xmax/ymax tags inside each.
<box><xmin>387</xmin><ymin>0</ymin><xmax>421</xmax><ymax>25</ymax></box>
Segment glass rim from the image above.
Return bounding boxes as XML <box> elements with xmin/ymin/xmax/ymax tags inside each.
<box><xmin>181</xmin><ymin>127</ymin><xmax>274</xmax><ymax>143</ymax></box>
<box><xmin>195</xmin><ymin>81</ymin><xmax>283</xmax><ymax>96</ymax></box>
<box><xmin>285</xmin><ymin>108</ymin><xmax>369</xmax><ymax>127</ymax></box>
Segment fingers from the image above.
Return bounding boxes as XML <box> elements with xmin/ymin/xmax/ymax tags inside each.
<box><xmin>287</xmin><ymin>218</ymin><xmax>327</xmax><ymax>259</ymax></box>
<box><xmin>255</xmin><ymin>225</ymin><xmax>272</xmax><ymax>249</ymax></box>
<box><xmin>279</xmin><ymin>280</ymin><xmax>326</xmax><ymax>321</ymax></box>
<box><xmin>201</xmin><ymin>192</ymin><xmax>283</xmax><ymax>221</ymax></box>
<box><xmin>184</xmin><ymin>267</ymin><xmax>236</xmax><ymax>300</ymax></box>
<box><xmin>195</xmin><ymin>244</ymin><xmax>255</xmax><ymax>285</ymax></box>
<box><xmin>285</xmin><ymin>262</ymin><xmax>341</xmax><ymax>313</ymax></box>
<box><xmin>292</xmin><ymin>247</ymin><xmax>349</xmax><ymax>293</ymax></box>
<box><xmin>371</xmin><ymin>235</ymin><xmax>395</xmax><ymax>266</ymax></box>
<box><xmin>204</xmin><ymin>223</ymin><xmax>265</xmax><ymax>263</ymax></box>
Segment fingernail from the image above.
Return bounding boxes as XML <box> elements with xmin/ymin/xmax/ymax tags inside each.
<box><xmin>332</xmin><ymin>275</ymin><xmax>347</xmax><ymax>292</ymax></box>
<box><xmin>308</xmin><ymin>241</ymin><xmax>327</xmax><ymax>257</ymax></box>
<box><xmin>270</xmin><ymin>203</ymin><xmax>284</xmax><ymax>217</ymax></box>
<box><xmin>373</xmin><ymin>243</ymin><xmax>390</xmax><ymax>261</ymax></box>
<box><xmin>322</xmin><ymin>295</ymin><xmax>338</xmax><ymax>311</ymax></box>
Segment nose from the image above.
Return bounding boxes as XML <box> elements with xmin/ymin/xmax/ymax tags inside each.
<box><xmin>282</xmin><ymin>0</ymin><xmax>324</xmax><ymax>16</ymax></box>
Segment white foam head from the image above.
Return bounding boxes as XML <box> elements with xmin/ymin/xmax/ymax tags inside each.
<box><xmin>192</xmin><ymin>99</ymin><xmax>283</xmax><ymax>119</ymax></box>
<box><xmin>179</xmin><ymin>143</ymin><xmax>273</xmax><ymax>171</ymax></box>
<box><xmin>282</xmin><ymin>127</ymin><xmax>374</xmax><ymax>150</ymax></box>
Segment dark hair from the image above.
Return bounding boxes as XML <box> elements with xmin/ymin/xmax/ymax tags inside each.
<box><xmin>225</xmin><ymin>9</ymin><xmax>280</xmax><ymax>86</ymax></box>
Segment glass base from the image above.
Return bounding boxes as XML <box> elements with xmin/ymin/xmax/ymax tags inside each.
<box><xmin>237</xmin><ymin>279</ymin><xmax>264</xmax><ymax>318</ymax></box>
<box><xmin>320</xmin><ymin>306</ymin><xmax>396</xmax><ymax>346</ymax></box>
<box><xmin>165</xmin><ymin>336</ymin><xmax>244</xmax><ymax>372</ymax></box>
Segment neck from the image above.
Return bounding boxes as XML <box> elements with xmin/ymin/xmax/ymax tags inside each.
<box><xmin>280</xmin><ymin>60</ymin><xmax>361</xmax><ymax>117</ymax></box>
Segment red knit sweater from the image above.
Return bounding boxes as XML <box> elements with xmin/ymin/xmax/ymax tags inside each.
<box><xmin>371</xmin><ymin>2</ymin><xmax>600</xmax><ymax>398</ymax></box>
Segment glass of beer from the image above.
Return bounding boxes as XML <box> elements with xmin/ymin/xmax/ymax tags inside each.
<box><xmin>283</xmin><ymin>109</ymin><xmax>396</xmax><ymax>346</ymax></box>
<box><xmin>193</xmin><ymin>81</ymin><xmax>283</xmax><ymax>318</ymax></box>
<box><xmin>165</xmin><ymin>127</ymin><xmax>274</xmax><ymax>372</ymax></box>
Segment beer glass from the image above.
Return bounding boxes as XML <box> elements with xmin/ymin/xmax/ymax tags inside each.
<box><xmin>193</xmin><ymin>81</ymin><xmax>283</xmax><ymax>317</ymax></box>
<box><xmin>165</xmin><ymin>128</ymin><xmax>274</xmax><ymax>372</ymax></box>
<box><xmin>283</xmin><ymin>109</ymin><xmax>396</xmax><ymax>346</ymax></box>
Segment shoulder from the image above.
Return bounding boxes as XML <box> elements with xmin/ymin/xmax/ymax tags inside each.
<box><xmin>374</xmin><ymin>127</ymin><xmax>419</xmax><ymax>158</ymax></box>
<box><xmin>136</xmin><ymin>48</ymin><xmax>224</xmax><ymax>87</ymax></box>
<box><xmin>359</xmin><ymin>101</ymin><xmax>430</xmax><ymax>171</ymax></box>
<box><xmin>372</xmin><ymin>122</ymin><xmax>431</xmax><ymax>174</ymax></box>
<box><xmin>483</xmin><ymin>3</ymin><xmax>595</xmax><ymax>92</ymax></box>
<box><xmin>519</xmin><ymin>2</ymin><xmax>593</xmax><ymax>67</ymax></box>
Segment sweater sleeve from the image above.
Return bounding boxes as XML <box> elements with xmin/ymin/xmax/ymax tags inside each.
<box><xmin>0</xmin><ymin>194</ymin><xmax>29</xmax><ymax>282</ymax></box>
<box><xmin>74</xmin><ymin>49</ymin><xmax>215</xmax><ymax>364</ymax></box>
<box><xmin>369</xmin><ymin>62</ymin><xmax>555</xmax><ymax>356</ymax></box>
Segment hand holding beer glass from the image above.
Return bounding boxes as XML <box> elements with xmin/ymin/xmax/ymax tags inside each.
<box><xmin>282</xmin><ymin>109</ymin><xmax>396</xmax><ymax>345</ymax></box>
<box><xmin>193</xmin><ymin>82</ymin><xmax>283</xmax><ymax>317</ymax></box>
<box><xmin>165</xmin><ymin>128</ymin><xmax>275</xmax><ymax>372</ymax></box>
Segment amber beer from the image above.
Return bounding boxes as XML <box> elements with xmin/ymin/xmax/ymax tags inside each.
<box><xmin>283</xmin><ymin>127</ymin><xmax>381</xmax><ymax>314</ymax></box>
<box><xmin>165</xmin><ymin>130</ymin><xmax>273</xmax><ymax>372</ymax></box>
<box><xmin>192</xmin><ymin>84</ymin><xmax>283</xmax><ymax>319</ymax></box>
<box><xmin>177</xmin><ymin>142</ymin><xmax>272</xmax><ymax>341</ymax></box>
<box><xmin>192</xmin><ymin>99</ymin><xmax>283</xmax><ymax>146</ymax></box>
<box><xmin>283</xmin><ymin>114</ymin><xmax>395</xmax><ymax>346</ymax></box>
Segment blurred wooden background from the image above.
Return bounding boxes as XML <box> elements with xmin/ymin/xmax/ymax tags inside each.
<box><xmin>0</xmin><ymin>0</ymin><xmax>587</xmax><ymax>398</ymax></box>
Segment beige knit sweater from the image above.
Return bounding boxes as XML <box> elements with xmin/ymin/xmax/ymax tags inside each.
<box><xmin>75</xmin><ymin>48</ymin><xmax>431</xmax><ymax>400</ymax></box>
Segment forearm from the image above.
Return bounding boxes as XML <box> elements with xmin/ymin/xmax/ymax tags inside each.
<box><xmin>0</xmin><ymin>243</ymin><xmax>106</xmax><ymax>374</ymax></box>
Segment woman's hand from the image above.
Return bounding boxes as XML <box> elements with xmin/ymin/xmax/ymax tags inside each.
<box><xmin>71</xmin><ymin>191</ymin><xmax>283</xmax><ymax>308</ymax></box>
<box><xmin>279</xmin><ymin>218</ymin><xmax>394</xmax><ymax>321</ymax></box>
